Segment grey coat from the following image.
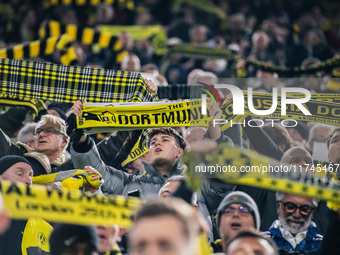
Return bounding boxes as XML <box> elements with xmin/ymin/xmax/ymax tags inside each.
<box><xmin>71</xmin><ymin>139</ymin><xmax>186</xmax><ymax>200</ymax></box>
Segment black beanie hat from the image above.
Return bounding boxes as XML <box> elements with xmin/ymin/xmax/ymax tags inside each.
<box><xmin>0</xmin><ymin>155</ymin><xmax>32</xmax><ymax>175</ymax></box>
<box><xmin>49</xmin><ymin>223</ymin><xmax>98</xmax><ymax>255</ymax></box>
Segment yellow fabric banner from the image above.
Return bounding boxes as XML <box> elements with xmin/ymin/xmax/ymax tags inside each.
<box><xmin>1</xmin><ymin>180</ymin><xmax>140</xmax><ymax>227</ymax></box>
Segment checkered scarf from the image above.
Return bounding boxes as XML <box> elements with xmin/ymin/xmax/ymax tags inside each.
<box><xmin>0</xmin><ymin>58</ymin><xmax>158</xmax><ymax>103</ymax></box>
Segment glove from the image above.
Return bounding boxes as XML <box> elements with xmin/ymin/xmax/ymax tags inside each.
<box><xmin>66</xmin><ymin>113</ymin><xmax>84</xmax><ymax>145</ymax></box>
<box><xmin>33</xmin><ymin>169</ymin><xmax>103</xmax><ymax>191</ymax></box>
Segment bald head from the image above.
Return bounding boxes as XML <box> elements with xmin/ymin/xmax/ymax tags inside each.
<box><xmin>281</xmin><ymin>147</ymin><xmax>313</xmax><ymax>173</ymax></box>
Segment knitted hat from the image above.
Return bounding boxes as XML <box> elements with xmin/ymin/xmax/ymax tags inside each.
<box><xmin>216</xmin><ymin>191</ymin><xmax>261</xmax><ymax>230</ymax></box>
<box><xmin>0</xmin><ymin>155</ymin><xmax>32</xmax><ymax>175</ymax></box>
<box><xmin>49</xmin><ymin>223</ymin><xmax>98</xmax><ymax>255</ymax></box>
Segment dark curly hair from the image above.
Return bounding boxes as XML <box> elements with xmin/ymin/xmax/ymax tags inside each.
<box><xmin>147</xmin><ymin>127</ymin><xmax>186</xmax><ymax>151</ymax></box>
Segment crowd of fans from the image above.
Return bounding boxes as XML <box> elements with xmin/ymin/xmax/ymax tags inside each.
<box><xmin>0</xmin><ymin>0</ymin><xmax>340</xmax><ymax>254</ymax></box>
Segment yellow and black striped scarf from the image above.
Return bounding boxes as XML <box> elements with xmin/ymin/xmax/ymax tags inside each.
<box><xmin>0</xmin><ymin>34</ymin><xmax>77</xmax><ymax>66</ymax></box>
<box><xmin>43</xmin><ymin>0</ymin><xmax>135</xmax><ymax>10</ymax></box>
<box><xmin>39</xmin><ymin>20</ymin><xmax>128</xmax><ymax>64</ymax></box>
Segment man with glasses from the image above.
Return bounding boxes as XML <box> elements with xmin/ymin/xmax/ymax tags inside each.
<box><xmin>213</xmin><ymin>191</ymin><xmax>261</xmax><ymax>254</ymax></box>
<box><xmin>264</xmin><ymin>192</ymin><xmax>322</xmax><ymax>253</ymax></box>
<box><xmin>0</xmin><ymin>114</ymin><xmax>70</xmax><ymax>176</ymax></box>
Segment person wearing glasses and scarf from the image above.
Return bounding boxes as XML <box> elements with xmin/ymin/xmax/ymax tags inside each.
<box><xmin>0</xmin><ymin>114</ymin><xmax>70</xmax><ymax>176</ymax></box>
<box><xmin>212</xmin><ymin>191</ymin><xmax>261</xmax><ymax>254</ymax></box>
<box><xmin>264</xmin><ymin>192</ymin><xmax>322</xmax><ymax>253</ymax></box>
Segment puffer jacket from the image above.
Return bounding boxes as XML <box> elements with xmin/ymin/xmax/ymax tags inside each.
<box><xmin>264</xmin><ymin>220</ymin><xmax>323</xmax><ymax>253</ymax></box>
<box><xmin>71</xmin><ymin>138</ymin><xmax>185</xmax><ymax>200</ymax></box>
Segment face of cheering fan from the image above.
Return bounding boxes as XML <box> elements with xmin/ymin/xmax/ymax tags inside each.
<box><xmin>277</xmin><ymin>194</ymin><xmax>315</xmax><ymax>235</ymax></box>
<box><xmin>149</xmin><ymin>134</ymin><xmax>184</xmax><ymax>167</ymax></box>
<box><xmin>34</xmin><ymin>123</ymin><xmax>68</xmax><ymax>159</ymax></box>
<box><xmin>0</xmin><ymin>162</ymin><xmax>33</xmax><ymax>185</ymax></box>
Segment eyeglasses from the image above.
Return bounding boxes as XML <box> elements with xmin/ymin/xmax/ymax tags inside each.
<box><xmin>223</xmin><ymin>205</ymin><xmax>253</xmax><ymax>215</ymax></box>
<box><xmin>34</xmin><ymin>127</ymin><xmax>65</xmax><ymax>137</ymax></box>
<box><xmin>279</xmin><ymin>201</ymin><xmax>314</xmax><ymax>216</ymax></box>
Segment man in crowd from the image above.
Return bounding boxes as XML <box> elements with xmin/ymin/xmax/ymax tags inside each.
<box><xmin>225</xmin><ymin>230</ymin><xmax>278</xmax><ymax>255</ymax></box>
<box><xmin>308</xmin><ymin>124</ymin><xmax>333</xmax><ymax>156</ymax></box>
<box><xmin>281</xmin><ymin>146</ymin><xmax>314</xmax><ymax>173</ymax></box>
<box><xmin>159</xmin><ymin>175</ymin><xmax>186</xmax><ymax>200</ymax></box>
<box><xmin>49</xmin><ymin>223</ymin><xmax>99</xmax><ymax>255</ymax></box>
<box><xmin>214</xmin><ymin>191</ymin><xmax>261</xmax><ymax>254</ymax></box>
<box><xmin>17</xmin><ymin>122</ymin><xmax>37</xmax><ymax>150</ymax></box>
<box><xmin>0</xmin><ymin>154</ymin><xmax>102</xmax><ymax>255</ymax></box>
<box><xmin>69</xmin><ymin>97</ymin><xmax>226</xmax><ymax>200</ymax></box>
<box><xmin>0</xmin><ymin>155</ymin><xmax>33</xmax><ymax>185</ymax></box>
<box><xmin>264</xmin><ymin>192</ymin><xmax>322</xmax><ymax>253</ymax></box>
<box><xmin>0</xmin><ymin>114</ymin><xmax>70</xmax><ymax>176</ymax></box>
<box><xmin>0</xmin><ymin>155</ymin><xmax>52</xmax><ymax>255</ymax></box>
<box><xmin>72</xmin><ymin>126</ymin><xmax>186</xmax><ymax>200</ymax></box>
<box><xmin>128</xmin><ymin>199</ymin><xmax>198</xmax><ymax>255</ymax></box>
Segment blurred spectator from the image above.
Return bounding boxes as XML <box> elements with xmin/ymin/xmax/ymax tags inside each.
<box><xmin>261</xmin><ymin>123</ymin><xmax>293</xmax><ymax>152</ymax></box>
<box><xmin>120</xmin><ymin>53</ymin><xmax>141</xmax><ymax>72</ymax></box>
<box><xmin>118</xmin><ymin>31</ymin><xmax>134</xmax><ymax>52</ymax></box>
<box><xmin>17</xmin><ymin>122</ymin><xmax>37</xmax><ymax>150</ymax></box>
<box><xmin>141</xmin><ymin>63</ymin><xmax>168</xmax><ymax>85</ymax></box>
<box><xmin>225</xmin><ymin>229</ymin><xmax>278</xmax><ymax>255</ymax></box>
<box><xmin>306</xmin><ymin>28</ymin><xmax>334</xmax><ymax>61</ymax></box>
<box><xmin>301</xmin><ymin>57</ymin><xmax>323</xmax><ymax>93</ymax></box>
<box><xmin>128</xmin><ymin>199</ymin><xmax>199</xmax><ymax>255</ymax></box>
<box><xmin>247</xmin><ymin>31</ymin><xmax>279</xmax><ymax>76</ymax></box>
<box><xmin>308</xmin><ymin>124</ymin><xmax>334</xmax><ymax>155</ymax></box>
<box><xmin>97</xmin><ymin>225</ymin><xmax>123</xmax><ymax>254</ymax></box>
<box><xmin>224</xmin><ymin>13</ymin><xmax>247</xmax><ymax>45</ymax></box>
<box><xmin>49</xmin><ymin>223</ymin><xmax>99</xmax><ymax>255</ymax></box>
<box><xmin>19</xmin><ymin>8</ymin><xmax>37</xmax><ymax>43</ymax></box>
<box><xmin>134</xmin><ymin>11</ymin><xmax>154</xmax><ymax>26</ymax></box>
<box><xmin>254</xmin><ymin>69</ymin><xmax>280</xmax><ymax>92</ymax></box>
<box><xmin>60</xmin><ymin>7</ymin><xmax>78</xmax><ymax>25</ymax></box>
<box><xmin>95</xmin><ymin>3</ymin><xmax>114</xmax><ymax>25</ymax></box>
<box><xmin>167</xmin><ymin>9</ymin><xmax>194</xmax><ymax>42</ymax></box>
<box><xmin>286</xmin><ymin>121</ymin><xmax>309</xmax><ymax>148</ymax></box>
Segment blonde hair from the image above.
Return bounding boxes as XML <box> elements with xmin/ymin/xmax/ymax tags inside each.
<box><xmin>36</xmin><ymin>115</ymin><xmax>69</xmax><ymax>150</ymax></box>
<box><xmin>37</xmin><ymin>115</ymin><xmax>67</xmax><ymax>135</ymax></box>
